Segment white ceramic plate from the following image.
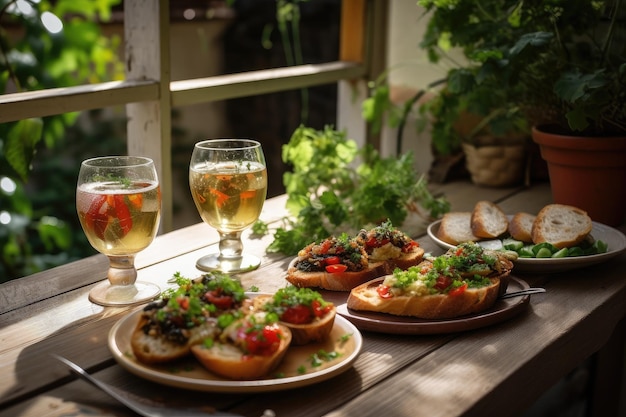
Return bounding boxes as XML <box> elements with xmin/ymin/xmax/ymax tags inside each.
<box><xmin>108</xmin><ymin>307</ymin><xmax>363</xmax><ymax>393</ymax></box>
<box><xmin>427</xmin><ymin>219</ymin><xmax>626</xmax><ymax>273</ymax></box>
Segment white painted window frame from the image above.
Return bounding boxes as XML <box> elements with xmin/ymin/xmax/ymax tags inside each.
<box><xmin>0</xmin><ymin>0</ymin><xmax>386</xmax><ymax>232</ymax></box>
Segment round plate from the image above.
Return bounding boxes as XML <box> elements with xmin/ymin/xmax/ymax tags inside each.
<box><xmin>108</xmin><ymin>308</ymin><xmax>362</xmax><ymax>393</ymax></box>
<box><xmin>427</xmin><ymin>219</ymin><xmax>626</xmax><ymax>273</ymax></box>
<box><xmin>323</xmin><ymin>277</ymin><xmax>532</xmax><ymax>335</ymax></box>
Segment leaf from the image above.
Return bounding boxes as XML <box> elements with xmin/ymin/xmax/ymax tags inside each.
<box><xmin>5</xmin><ymin>118</ymin><xmax>44</xmax><ymax>182</ymax></box>
<box><xmin>555</xmin><ymin>69</ymin><xmax>608</xmax><ymax>103</ymax></box>
<box><xmin>37</xmin><ymin>216</ymin><xmax>72</xmax><ymax>251</ymax></box>
<box><xmin>509</xmin><ymin>32</ymin><xmax>553</xmax><ymax>57</ymax></box>
<box><xmin>565</xmin><ymin>107</ymin><xmax>589</xmax><ymax>132</ymax></box>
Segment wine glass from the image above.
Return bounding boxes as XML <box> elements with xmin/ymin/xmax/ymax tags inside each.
<box><xmin>76</xmin><ymin>156</ymin><xmax>162</xmax><ymax>306</ymax></box>
<box><xmin>189</xmin><ymin>139</ymin><xmax>267</xmax><ymax>273</ymax></box>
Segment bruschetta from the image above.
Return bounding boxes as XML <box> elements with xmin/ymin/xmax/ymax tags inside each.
<box><xmin>356</xmin><ymin>220</ymin><xmax>425</xmax><ymax>270</ymax></box>
<box><xmin>131</xmin><ymin>272</ymin><xmax>249</xmax><ymax>364</ymax></box>
<box><xmin>286</xmin><ymin>233</ymin><xmax>387</xmax><ymax>291</ymax></box>
<box><xmin>347</xmin><ymin>242</ymin><xmax>515</xmax><ymax>319</ymax></box>
<box><xmin>256</xmin><ymin>286</ymin><xmax>336</xmax><ymax>345</ymax></box>
<box><xmin>191</xmin><ymin>312</ymin><xmax>292</xmax><ymax>380</ymax></box>
<box><xmin>286</xmin><ymin>222</ymin><xmax>424</xmax><ymax>291</ymax></box>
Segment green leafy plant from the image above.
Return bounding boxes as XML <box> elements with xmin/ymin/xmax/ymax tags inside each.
<box><xmin>1</xmin><ymin>0</ymin><xmax>123</xmax><ymax>281</ymax></box>
<box><xmin>264</xmin><ymin>125</ymin><xmax>450</xmax><ymax>255</ymax></box>
<box><xmin>418</xmin><ymin>0</ymin><xmax>626</xmax><ymax>136</ymax></box>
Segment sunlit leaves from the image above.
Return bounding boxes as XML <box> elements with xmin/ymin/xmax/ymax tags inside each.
<box><xmin>5</xmin><ymin>118</ymin><xmax>43</xmax><ymax>182</ymax></box>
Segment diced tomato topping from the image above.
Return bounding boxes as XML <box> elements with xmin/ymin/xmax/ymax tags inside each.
<box><xmin>241</xmin><ymin>324</ymin><xmax>282</xmax><ymax>356</ymax></box>
<box><xmin>177</xmin><ymin>297</ymin><xmax>189</xmax><ymax>310</ymax></box>
<box><xmin>281</xmin><ymin>304</ymin><xmax>313</xmax><ymax>324</ymax></box>
<box><xmin>402</xmin><ymin>240</ymin><xmax>419</xmax><ymax>253</ymax></box>
<box><xmin>319</xmin><ymin>240</ymin><xmax>333</xmax><ymax>254</ymax></box>
<box><xmin>366</xmin><ymin>236</ymin><xmax>390</xmax><ymax>248</ymax></box>
<box><xmin>455</xmin><ymin>247</ymin><xmax>464</xmax><ymax>256</ymax></box>
<box><xmin>324</xmin><ymin>256</ymin><xmax>341</xmax><ymax>265</ymax></box>
<box><xmin>325</xmin><ymin>264</ymin><xmax>348</xmax><ymax>274</ymax></box>
<box><xmin>376</xmin><ymin>285</ymin><xmax>393</xmax><ymax>299</ymax></box>
<box><xmin>434</xmin><ymin>275</ymin><xmax>452</xmax><ymax>291</ymax></box>
<box><xmin>311</xmin><ymin>299</ymin><xmax>332</xmax><ymax>318</ymax></box>
<box><xmin>448</xmin><ymin>283</ymin><xmax>468</xmax><ymax>297</ymax></box>
<box><xmin>204</xmin><ymin>290</ymin><xmax>234</xmax><ymax>310</ymax></box>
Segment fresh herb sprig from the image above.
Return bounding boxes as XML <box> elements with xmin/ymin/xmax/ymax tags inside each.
<box><xmin>265</xmin><ymin>125</ymin><xmax>449</xmax><ymax>255</ymax></box>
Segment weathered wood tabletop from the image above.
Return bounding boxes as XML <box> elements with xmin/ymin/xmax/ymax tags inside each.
<box><xmin>1</xmin><ymin>180</ymin><xmax>624</xmax><ymax>417</ymax></box>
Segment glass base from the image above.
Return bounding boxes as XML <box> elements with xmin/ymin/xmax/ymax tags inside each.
<box><xmin>88</xmin><ymin>280</ymin><xmax>160</xmax><ymax>307</ymax></box>
<box><xmin>196</xmin><ymin>253</ymin><xmax>261</xmax><ymax>274</ymax></box>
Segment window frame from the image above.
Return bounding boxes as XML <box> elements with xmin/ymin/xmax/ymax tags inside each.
<box><xmin>0</xmin><ymin>0</ymin><xmax>384</xmax><ymax>231</ymax></box>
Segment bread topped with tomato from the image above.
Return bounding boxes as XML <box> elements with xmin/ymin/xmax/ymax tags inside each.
<box><xmin>191</xmin><ymin>312</ymin><xmax>292</xmax><ymax>380</ymax></box>
<box><xmin>286</xmin><ymin>222</ymin><xmax>424</xmax><ymax>291</ymax></box>
<box><xmin>347</xmin><ymin>242</ymin><xmax>515</xmax><ymax>319</ymax></box>
<box><xmin>130</xmin><ymin>272</ymin><xmax>249</xmax><ymax>364</ymax></box>
<box><xmin>255</xmin><ymin>286</ymin><xmax>336</xmax><ymax>345</ymax></box>
<box><xmin>356</xmin><ymin>220</ymin><xmax>425</xmax><ymax>270</ymax></box>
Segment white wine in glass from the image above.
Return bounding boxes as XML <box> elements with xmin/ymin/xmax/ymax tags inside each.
<box><xmin>76</xmin><ymin>156</ymin><xmax>161</xmax><ymax>306</ymax></box>
<box><xmin>189</xmin><ymin>139</ymin><xmax>267</xmax><ymax>273</ymax></box>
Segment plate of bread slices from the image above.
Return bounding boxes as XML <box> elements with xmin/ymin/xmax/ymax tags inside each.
<box><xmin>428</xmin><ymin>201</ymin><xmax>626</xmax><ymax>273</ymax></box>
<box><xmin>109</xmin><ymin>273</ymin><xmax>362</xmax><ymax>392</ymax></box>
<box><xmin>320</xmin><ymin>241</ymin><xmax>532</xmax><ymax>334</ymax></box>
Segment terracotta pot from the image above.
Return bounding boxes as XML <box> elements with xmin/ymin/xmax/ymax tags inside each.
<box><xmin>531</xmin><ymin>126</ymin><xmax>626</xmax><ymax>226</ymax></box>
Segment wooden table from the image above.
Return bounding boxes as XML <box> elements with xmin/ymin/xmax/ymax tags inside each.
<box><xmin>1</xmin><ymin>180</ymin><xmax>625</xmax><ymax>417</ymax></box>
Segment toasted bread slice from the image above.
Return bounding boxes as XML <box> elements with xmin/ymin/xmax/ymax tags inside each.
<box><xmin>286</xmin><ymin>258</ymin><xmax>390</xmax><ymax>291</ymax></box>
<box><xmin>531</xmin><ymin>204</ymin><xmax>592</xmax><ymax>248</ymax></box>
<box><xmin>131</xmin><ymin>317</ymin><xmax>219</xmax><ymax>364</ymax></box>
<box><xmin>508</xmin><ymin>212</ymin><xmax>536</xmax><ymax>243</ymax></box>
<box><xmin>471</xmin><ymin>201</ymin><xmax>509</xmax><ymax>239</ymax></box>
<box><xmin>347</xmin><ymin>276</ymin><xmax>501</xmax><ymax>320</ymax></box>
<box><xmin>191</xmin><ymin>323</ymin><xmax>292</xmax><ymax>380</ymax></box>
<box><xmin>436</xmin><ymin>212</ymin><xmax>479</xmax><ymax>245</ymax></box>
<box><xmin>281</xmin><ymin>305</ymin><xmax>336</xmax><ymax>345</ymax></box>
<box><xmin>254</xmin><ymin>292</ymin><xmax>336</xmax><ymax>345</ymax></box>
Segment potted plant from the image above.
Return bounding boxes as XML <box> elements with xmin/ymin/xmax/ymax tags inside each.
<box><xmin>417</xmin><ymin>70</ymin><xmax>530</xmax><ymax>187</ymax></box>
<box><xmin>362</xmin><ymin>1</ymin><xmax>534</xmax><ymax>187</ymax></box>
<box><xmin>419</xmin><ymin>0</ymin><xmax>625</xmax><ymax>225</ymax></box>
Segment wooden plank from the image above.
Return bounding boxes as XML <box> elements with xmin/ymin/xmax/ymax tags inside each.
<box><xmin>125</xmin><ymin>0</ymin><xmax>174</xmax><ymax>232</ymax></box>
<box><xmin>170</xmin><ymin>62</ymin><xmax>366</xmax><ymax>107</ymax></box>
<box><xmin>323</xmin><ymin>257</ymin><xmax>626</xmax><ymax>417</ymax></box>
<box><xmin>340</xmin><ymin>0</ymin><xmax>366</xmax><ymax>63</ymax></box>
<box><xmin>0</xmin><ymin>81</ymin><xmax>158</xmax><ymax>123</ymax></box>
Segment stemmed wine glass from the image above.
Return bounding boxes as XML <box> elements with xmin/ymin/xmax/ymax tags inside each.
<box><xmin>76</xmin><ymin>156</ymin><xmax>162</xmax><ymax>306</ymax></box>
<box><xmin>189</xmin><ymin>139</ymin><xmax>267</xmax><ymax>273</ymax></box>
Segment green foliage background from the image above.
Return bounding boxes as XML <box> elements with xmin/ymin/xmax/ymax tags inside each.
<box><xmin>0</xmin><ymin>0</ymin><xmax>124</xmax><ymax>282</ymax></box>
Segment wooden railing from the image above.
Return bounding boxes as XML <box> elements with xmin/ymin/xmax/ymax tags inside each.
<box><xmin>0</xmin><ymin>0</ymin><xmax>380</xmax><ymax>232</ymax></box>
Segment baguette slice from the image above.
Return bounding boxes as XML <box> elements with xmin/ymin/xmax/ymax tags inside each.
<box><xmin>131</xmin><ymin>317</ymin><xmax>219</xmax><ymax>364</ymax></box>
<box><xmin>436</xmin><ymin>212</ymin><xmax>479</xmax><ymax>245</ymax></box>
<box><xmin>508</xmin><ymin>212</ymin><xmax>536</xmax><ymax>243</ymax></box>
<box><xmin>531</xmin><ymin>204</ymin><xmax>593</xmax><ymax>249</ymax></box>
<box><xmin>471</xmin><ymin>201</ymin><xmax>509</xmax><ymax>239</ymax></box>
<box><xmin>286</xmin><ymin>258</ymin><xmax>390</xmax><ymax>291</ymax></box>
<box><xmin>191</xmin><ymin>323</ymin><xmax>292</xmax><ymax>380</ymax></box>
<box><xmin>384</xmin><ymin>247</ymin><xmax>425</xmax><ymax>270</ymax></box>
<box><xmin>347</xmin><ymin>276</ymin><xmax>501</xmax><ymax>320</ymax></box>
<box><xmin>253</xmin><ymin>293</ymin><xmax>336</xmax><ymax>345</ymax></box>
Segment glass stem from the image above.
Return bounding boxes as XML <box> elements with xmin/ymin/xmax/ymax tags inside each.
<box><xmin>107</xmin><ymin>255</ymin><xmax>137</xmax><ymax>286</ymax></box>
<box><xmin>218</xmin><ymin>231</ymin><xmax>243</xmax><ymax>261</ymax></box>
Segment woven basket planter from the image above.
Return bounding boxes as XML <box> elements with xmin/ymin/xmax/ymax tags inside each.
<box><xmin>462</xmin><ymin>143</ymin><xmax>526</xmax><ymax>187</ymax></box>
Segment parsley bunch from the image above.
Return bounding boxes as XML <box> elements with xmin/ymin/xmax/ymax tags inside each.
<box><xmin>265</xmin><ymin>125</ymin><xmax>449</xmax><ymax>255</ymax></box>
